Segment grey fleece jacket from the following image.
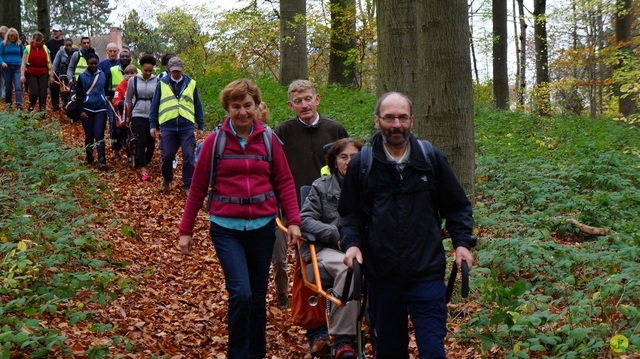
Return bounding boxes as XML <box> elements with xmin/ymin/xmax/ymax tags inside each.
<box><xmin>124</xmin><ymin>73</ymin><xmax>158</xmax><ymax>119</ymax></box>
<box><xmin>299</xmin><ymin>173</ymin><xmax>343</xmax><ymax>262</ymax></box>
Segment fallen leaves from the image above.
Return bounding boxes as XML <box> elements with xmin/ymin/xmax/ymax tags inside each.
<box><xmin>46</xmin><ymin>111</ymin><xmax>481</xmax><ymax>358</ymax></box>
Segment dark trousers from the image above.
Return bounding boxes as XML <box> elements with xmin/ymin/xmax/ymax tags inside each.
<box><xmin>367</xmin><ymin>277</ymin><xmax>447</xmax><ymax>359</ymax></box>
<box><xmin>131</xmin><ymin>117</ymin><xmax>155</xmax><ymax>167</ymax></box>
<box><xmin>210</xmin><ymin>220</ymin><xmax>276</xmax><ymax>359</ymax></box>
<box><xmin>26</xmin><ymin>73</ymin><xmax>48</xmax><ymax>111</ymax></box>
<box><xmin>50</xmin><ymin>79</ymin><xmax>60</xmax><ymax>109</ymax></box>
<box><xmin>80</xmin><ymin>110</ymin><xmax>107</xmax><ymax>164</ymax></box>
<box><xmin>160</xmin><ymin>128</ymin><xmax>196</xmax><ymax>187</ymax></box>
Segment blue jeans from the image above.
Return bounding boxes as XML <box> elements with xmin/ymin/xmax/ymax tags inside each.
<box><xmin>367</xmin><ymin>278</ymin><xmax>447</xmax><ymax>359</ymax></box>
<box><xmin>160</xmin><ymin>128</ymin><xmax>196</xmax><ymax>187</ymax></box>
<box><xmin>210</xmin><ymin>219</ymin><xmax>276</xmax><ymax>359</ymax></box>
<box><xmin>3</xmin><ymin>65</ymin><xmax>22</xmax><ymax>107</ymax></box>
<box><xmin>80</xmin><ymin>111</ymin><xmax>108</xmax><ymax>164</ymax></box>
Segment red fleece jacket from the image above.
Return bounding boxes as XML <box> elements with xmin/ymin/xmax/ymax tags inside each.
<box><xmin>179</xmin><ymin>118</ymin><xmax>300</xmax><ymax>236</ymax></box>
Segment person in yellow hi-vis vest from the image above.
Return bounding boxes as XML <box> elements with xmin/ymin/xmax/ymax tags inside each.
<box><xmin>67</xmin><ymin>36</ymin><xmax>95</xmax><ymax>87</ymax></box>
<box><xmin>149</xmin><ymin>57</ymin><xmax>204</xmax><ymax>196</ymax></box>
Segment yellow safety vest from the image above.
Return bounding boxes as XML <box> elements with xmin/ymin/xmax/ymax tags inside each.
<box><xmin>158</xmin><ymin>80</ymin><xmax>197</xmax><ymax>124</ymax></box>
<box><xmin>110</xmin><ymin>66</ymin><xmax>125</xmax><ymax>91</ymax></box>
<box><xmin>74</xmin><ymin>53</ymin><xmax>87</xmax><ymax>79</ymax></box>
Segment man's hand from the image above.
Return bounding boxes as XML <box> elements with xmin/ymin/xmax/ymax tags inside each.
<box><xmin>287</xmin><ymin>225</ymin><xmax>301</xmax><ymax>246</ymax></box>
<box><xmin>197</xmin><ymin>129</ymin><xmax>204</xmax><ymax>139</ymax></box>
<box><xmin>150</xmin><ymin>128</ymin><xmax>158</xmax><ymax>138</ymax></box>
<box><xmin>80</xmin><ymin>112</ymin><xmax>88</xmax><ymax>121</ymax></box>
<box><xmin>455</xmin><ymin>246</ymin><xmax>474</xmax><ymax>271</ymax></box>
<box><xmin>343</xmin><ymin>247</ymin><xmax>362</xmax><ymax>270</ymax></box>
<box><xmin>179</xmin><ymin>235</ymin><xmax>194</xmax><ymax>255</ymax></box>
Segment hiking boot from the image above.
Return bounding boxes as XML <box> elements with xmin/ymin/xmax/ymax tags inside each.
<box><xmin>98</xmin><ymin>163</ymin><xmax>108</xmax><ymax>171</ymax></box>
<box><xmin>309</xmin><ymin>336</ymin><xmax>331</xmax><ymax>358</ymax></box>
<box><xmin>334</xmin><ymin>342</ymin><xmax>357</xmax><ymax>359</ymax></box>
<box><xmin>277</xmin><ymin>293</ymin><xmax>290</xmax><ymax>310</ymax></box>
<box><xmin>160</xmin><ymin>179</ymin><xmax>171</xmax><ymax>191</ymax></box>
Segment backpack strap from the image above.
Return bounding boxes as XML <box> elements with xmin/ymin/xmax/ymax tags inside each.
<box><xmin>416</xmin><ymin>140</ymin><xmax>436</xmax><ymax>171</ymax></box>
<box><xmin>205</xmin><ymin>127</ymin><xmax>226</xmax><ymax>212</ymax></box>
<box><xmin>205</xmin><ymin>125</ymin><xmax>274</xmax><ymax>212</ymax></box>
<box><xmin>358</xmin><ymin>145</ymin><xmax>373</xmax><ymax>187</ymax></box>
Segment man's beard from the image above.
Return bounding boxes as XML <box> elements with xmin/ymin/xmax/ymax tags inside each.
<box><xmin>382</xmin><ymin>129</ymin><xmax>409</xmax><ymax>148</ymax></box>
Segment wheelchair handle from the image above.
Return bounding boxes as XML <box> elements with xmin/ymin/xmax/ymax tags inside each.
<box><xmin>341</xmin><ymin>259</ymin><xmax>362</xmax><ymax>304</ymax></box>
<box><xmin>461</xmin><ymin>260</ymin><xmax>469</xmax><ymax>298</ymax></box>
<box><xmin>446</xmin><ymin>260</ymin><xmax>470</xmax><ymax>303</ymax></box>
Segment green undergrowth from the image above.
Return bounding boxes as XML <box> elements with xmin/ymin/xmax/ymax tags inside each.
<box><xmin>0</xmin><ymin>113</ymin><xmax>133</xmax><ymax>358</ymax></box>
<box><xmin>464</xmin><ymin>106</ymin><xmax>640</xmax><ymax>358</ymax></box>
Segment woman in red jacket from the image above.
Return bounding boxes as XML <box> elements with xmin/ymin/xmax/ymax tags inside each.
<box><xmin>179</xmin><ymin>79</ymin><xmax>301</xmax><ymax>358</ymax></box>
<box><xmin>20</xmin><ymin>31</ymin><xmax>50</xmax><ymax>114</ymax></box>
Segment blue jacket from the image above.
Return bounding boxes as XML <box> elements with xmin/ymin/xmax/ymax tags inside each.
<box><xmin>0</xmin><ymin>42</ymin><xmax>24</xmax><ymax>66</ymax></box>
<box><xmin>148</xmin><ymin>75</ymin><xmax>204</xmax><ymax>132</ymax></box>
<box><xmin>338</xmin><ymin>132</ymin><xmax>475</xmax><ymax>282</ymax></box>
<box><xmin>76</xmin><ymin>69</ymin><xmax>108</xmax><ymax>113</ymax></box>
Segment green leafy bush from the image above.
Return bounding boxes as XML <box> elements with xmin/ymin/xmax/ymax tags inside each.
<box><xmin>0</xmin><ymin>113</ymin><xmax>128</xmax><ymax>358</ymax></box>
<box><xmin>464</xmin><ymin>107</ymin><xmax>640</xmax><ymax>358</ymax></box>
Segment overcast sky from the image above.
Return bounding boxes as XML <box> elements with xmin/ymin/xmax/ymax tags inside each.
<box><xmin>108</xmin><ymin>0</ymin><xmax>245</xmax><ymax>27</ymax></box>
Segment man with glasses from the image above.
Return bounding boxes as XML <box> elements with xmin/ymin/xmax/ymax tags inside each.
<box><xmin>46</xmin><ymin>24</ymin><xmax>65</xmax><ymax>111</ymax></box>
<box><xmin>338</xmin><ymin>92</ymin><xmax>476</xmax><ymax>359</ymax></box>
<box><xmin>274</xmin><ymin>79</ymin><xmax>348</xmax><ymax>356</ymax></box>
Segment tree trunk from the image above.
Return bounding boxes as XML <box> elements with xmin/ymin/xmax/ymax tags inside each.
<box><xmin>493</xmin><ymin>0</ymin><xmax>509</xmax><ymax>109</ymax></box>
<box><xmin>376</xmin><ymin>0</ymin><xmax>418</xmax><ymax>97</ymax></box>
<box><xmin>0</xmin><ymin>0</ymin><xmax>22</xmax><ymax>33</ymax></box>
<box><xmin>328</xmin><ymin>0</ymin><xmax>357</xmax><ymax>86</ymax></box>
<box><xmin>615</xmin><ymin>0</ymin><xmax>635</xmax><ymax>117</ymax></box>
<box><xmin>37</xmin><ymin>0</ymin><xmax>50</xmax><ymax>40</ymax></box>
<box><xmin>517</xmin><ymin>0</ymin><xmax>527</xmax><ymax>108</ymax></box>
<box><xmin>280</xmin><ymin>0</ymin><xmax>309</xmax><ymax>85</ymax></box>
<box><xmin>533</xmin><ymin>0</ymin><xmax>550</xmax><ymax>116</ymax></box>
<box><xmin>415</xmin><ymin>0</ymin><xmax>475</xmax><ymax>198</ymax></box>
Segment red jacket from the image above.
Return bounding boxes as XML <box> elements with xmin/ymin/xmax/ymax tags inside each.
<box><xmin>179</xmin><ymin>118</ymin><xmax>300</xmax><ymax>236</ymax></box>
<box><xmin>113</xmin><ymin>78</ymin><xmax>129</xmax><ymax>109</ymax></box>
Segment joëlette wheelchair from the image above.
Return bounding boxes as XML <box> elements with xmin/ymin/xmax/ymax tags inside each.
<box><xmin>277</xmin><ymin>185</ymin><xmax>470</xmax><ymax>358</ymax></box>
<box><xmin>276</xmin><ymin>185</ymin><xmax>367</xmax><ymax>358</ymax></box>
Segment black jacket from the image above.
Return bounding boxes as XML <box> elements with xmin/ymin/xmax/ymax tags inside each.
<box><xmin>338</xmin><ymin>132</ymin><xmax>475</xmax><ymax>282</ymax></box>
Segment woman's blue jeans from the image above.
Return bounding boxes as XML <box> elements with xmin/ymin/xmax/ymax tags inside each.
<box><xmin>3</xmin><ymin>65</ymin><xmax>22</xmax><ymax>107</ymax></box>
<box><xmin>210</xmin><ymin>219</ymin><xmax>276</xmax><ymax>359</ymax></box>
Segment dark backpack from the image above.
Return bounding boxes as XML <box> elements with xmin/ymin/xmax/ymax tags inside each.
<box><xmin>205</xmin><ymin>125</ymin><xmax>275</xmax><ymax>212</ymax></box>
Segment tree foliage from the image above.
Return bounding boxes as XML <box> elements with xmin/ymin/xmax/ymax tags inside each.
<box><xmin>121</xmin><ymin>9</ymin><xmax>168</xmax><ymax>59</ymax></box>
<box><xmin>22</xmin><ymin>0</ymin><xmax>113</xmax><ymax>37</ymax></box>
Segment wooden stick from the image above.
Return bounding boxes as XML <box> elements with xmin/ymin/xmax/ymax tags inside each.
<box><xmin>568</xmin><ymin>218</ymin><xmax>609</xmax><ymax>236</ymax></box>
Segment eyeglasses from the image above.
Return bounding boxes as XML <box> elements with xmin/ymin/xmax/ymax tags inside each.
<box><xmin>291</xmin><ymin>96</ymin><xmax>315</xmax><ymax>106</ymax></box>
<box><xmin>379</xmin><ymin>114</ymin><xmax>411</xmax><ymax>123</ymax></box>
<box><xmin>337</xmin><ymin>153</ymin><xmax>356</xmax><ymax>161</ymax></box>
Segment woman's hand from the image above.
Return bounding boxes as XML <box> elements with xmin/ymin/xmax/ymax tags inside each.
<box><xmin>1</xmin><ymin>63</ymin><xmax>7</xmax><ymax>69</ymax></box>
<box><xmin>286</xmin><ymin>225</ymin><xmax>301</xmax><ymax>246</ymax></box>
<box><xmin>20</xmin><ymin>75</ymin><xmax>25</xmax><ymax>83</ymax></box>
<box><xmin>179</xmin><ymin>235</ymin><xmax>194</xmax><ymax>255</ymax></box>
<box><xmin>80</xmin><ymin>112</ymin><xmax>88</xmax><ymax>121</ymax></box>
